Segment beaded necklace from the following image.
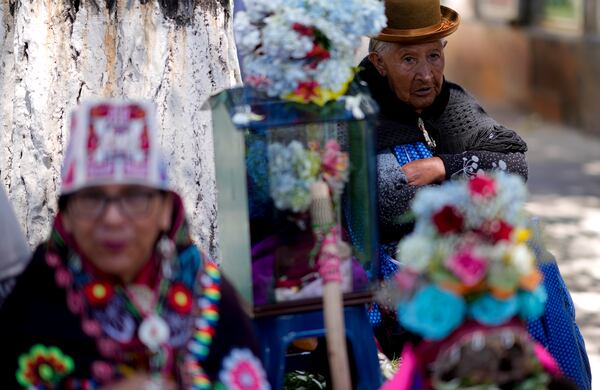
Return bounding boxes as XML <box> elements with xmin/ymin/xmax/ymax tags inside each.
<box><xmin>45</xmin><ymin>246</ymin><xmax>222</xmax><ymax>386</ymax></box>
<box><xmin>48</xmin><ymin>248</ymin><xmax>175</xmax><ymax>375</ymax></box>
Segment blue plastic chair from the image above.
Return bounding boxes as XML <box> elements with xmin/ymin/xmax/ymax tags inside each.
<box><xmin>253</xmin><ymin>303</ymin><xmax>382</xmax><ymax>389</ymax></box>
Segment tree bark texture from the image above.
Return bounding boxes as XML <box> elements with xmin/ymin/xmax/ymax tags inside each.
<box><xmin>0</xmin><ymin>0</ymin><xmax>240</xmax><ymax>257</ymax></box>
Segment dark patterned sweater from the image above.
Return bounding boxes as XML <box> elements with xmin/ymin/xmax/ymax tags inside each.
<box><xmin>358</xmin><ymin>58</ymin><xmax>528</xmax><ymax>243</ymax></box>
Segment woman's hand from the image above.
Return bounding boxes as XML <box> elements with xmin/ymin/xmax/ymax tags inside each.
<box><xmin>402</xmin><ymin>157</ymin><xmax>446</xmax><ymax>186</ymax></box>
<box><xmin>99</xmin><ymin>374</ymin><xmax>177</xmax><ymax>390</ymax></box>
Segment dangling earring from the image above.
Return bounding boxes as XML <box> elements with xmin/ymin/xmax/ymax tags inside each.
<box><xmin>157</xmin><ymin>233</ymin><xmax>175</xmax><ymax>279</ymax></box>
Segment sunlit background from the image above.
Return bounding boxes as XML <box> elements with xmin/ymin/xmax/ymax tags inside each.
<box><xmin>443</xmin><ymin>0</ymin><xmax>600</xmax><ymax>385</ymax></box>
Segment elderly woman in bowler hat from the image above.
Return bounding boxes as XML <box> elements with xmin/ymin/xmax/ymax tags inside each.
<box><xmin>360</xmin><ymin>1</ymin><xmax>591</xmax><ymax>388</ymax></box>
<box><xmin>0</xmin><ymin>100</ymin><xmax>270</xmax><ymax>390</ymax></box>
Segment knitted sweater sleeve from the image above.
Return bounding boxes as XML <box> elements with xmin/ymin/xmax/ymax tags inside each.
<box><xmin>377</xmin><ymin>151</ymin><xmax>420</xmax><ymax>241</ymax></box>
<box><xmin>432</xmin><ymin>85</ymin><xmax>529</xmax><ymax>181</ymax></box>
<box><xmin>438</xmin><ymin>150</ymin><xmax>528</xmax><ymax>181</ymax></box>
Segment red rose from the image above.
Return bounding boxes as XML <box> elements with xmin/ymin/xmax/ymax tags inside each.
<box><xmin>292</xmin><ymin>23</ymin><xmax>314</xmax><ymax>36</ymax></box>
<box><xmin>490</xmin><ymin>220</ymin><xmax>514</xmax><ymax>242</ymax></box>
<box><xmin>293</xmin><ymin>81</ymin><xmax>320</xmax><ymax>101</ymax></box>
<box><xmin>468</xmin><ymin>175</ymin><xmax>497</xmax><ymax>198</ymax></box>
<box><xmin>83</xmin><ymin>281</ymin><xmax>114</xmax><ymax>307</ymax></box>
<box><xmin>307</xmin><ymin>44</ymin><xmax>330</xmax><ymax>61</ymax></box>
<box><xmin>432</xmin><ymin>205</ymin><xmax>464</xmax><ymax>234</ymax></box>
<box><xmin>167</xmin><ymin>283</ymin><xmax>193</xmax><ymax>315</ymax></box>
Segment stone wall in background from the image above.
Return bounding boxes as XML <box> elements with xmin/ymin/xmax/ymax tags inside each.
<box><xmin>0</xmin><ymin>0</ymin><xmax>240</xmax><ymax>258</ymax></box>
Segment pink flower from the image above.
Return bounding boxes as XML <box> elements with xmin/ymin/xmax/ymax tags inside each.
<box><xmin>394</xmin><ymin>270</ymin><xmax>419</xmax><ymax>292</ymax></box>
<box><xmin>468</xmin><ymin>175</ymin><xmax>497</xmax><ymax>198</ymax></box>
<box><xmin>321</xmin><ymin>140</ymin><xmax>348</xmax><ymax>181</ymax></box>
<box><xmin>230</xmin><ymin>361</ymin><xmax>262</xmax><ymax>389</ymax></box>
<box><xmin>446</xmin><ymin>250</ymin><xmax>487</xmax><ymax>286</ymax></box>
<box><xmin>246</xmin><ymin>75</ymin><xmax>271</xmax><ymax>88</ymax></box>
<box><xmin>432</xmin><ymin>205</ymin><xmax>464</xmax><ymax>234</ymax></box>
<box><xmin>219</xmin><ymin>349</ymin><xmax>268</xmax><ymax>390</ymax></box>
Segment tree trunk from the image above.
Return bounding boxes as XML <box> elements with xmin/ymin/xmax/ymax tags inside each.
<box><xmin>0</xmin><ymin>0</ymin><xmax>240</xmax><ymax>257</ymax></box>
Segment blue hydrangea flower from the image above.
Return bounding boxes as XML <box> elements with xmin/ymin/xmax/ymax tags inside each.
<box><xmin>398</xmin><ymin>285</ymin><xmax>466</xmax><ymax>340</ymax></box>
<box><xmin>267</xmin><ymin>141</ymin><xmax>319</xmax><ymax>212</ymax></box>
<box><xmin>469</xmin><ymin>293</ymin><xmax>518</xmax><ymax>326</ymax></box>
<box><xmin>518</xmin><ymin>285</ymin><xmax>548</xmax><ymax>321</ymax></box>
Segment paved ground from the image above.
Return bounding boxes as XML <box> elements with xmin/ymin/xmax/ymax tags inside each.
<box><xmin>493</xmin><ymin>109</ymin><xmax>600</xmax><ymax>388</ymax></box>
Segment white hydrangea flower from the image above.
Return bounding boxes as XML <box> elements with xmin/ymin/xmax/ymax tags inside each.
<box><xmin>509</xmin><ymin>243</ymin><xmax>535</xmax><ymax>275</ymax></box>
<box><xmin>233</xmin><ymin>0</ymin><xmax>386</xmax><ymax>102</ymax></box>
<box><xmin>397</xmin><ymin>234</ymin><xmax>434</xmax><ymax>272</ymax></box>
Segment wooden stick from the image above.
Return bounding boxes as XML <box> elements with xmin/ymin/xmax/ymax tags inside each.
<box><xmin>323</xmin><ymin>279</ymin><xmax>352</xmax><ymax>390</ymax></box>
<box><xmin>310</xmin><ymin>181</ymin><xmax>352</xmax><ymax>390</ymax></box>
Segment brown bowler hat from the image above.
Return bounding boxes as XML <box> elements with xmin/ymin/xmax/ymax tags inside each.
<box><xmin>374</xmin><ymin>0</ymin><xmax>460</xmax><ymax>44</ymax></box>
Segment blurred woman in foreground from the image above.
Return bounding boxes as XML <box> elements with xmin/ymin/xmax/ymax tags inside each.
<box><xmin>0</xmin><ymin>100</ymin><xmax>269</xmax><ymax>389</ymax></box>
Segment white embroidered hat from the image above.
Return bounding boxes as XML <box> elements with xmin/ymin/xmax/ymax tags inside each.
<box><xmin>60</xmin><ymin>100</ymin><xmax>170</xmax><ymax>195</ymax></box>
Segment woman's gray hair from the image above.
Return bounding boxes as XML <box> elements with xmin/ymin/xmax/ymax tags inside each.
<box><xmin>368</xmin><ymin>38</ymin><xmax>448</xmax><ymax>57</ymax></box>
<box><xmin>368</xmin><ymin>39</ymin><xmax>395</xmax><ymax>56</ymax></box>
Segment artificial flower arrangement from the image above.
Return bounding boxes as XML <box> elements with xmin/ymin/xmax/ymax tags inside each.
<box><xmin>375</xmin><ymin>173</ymin><xmax>567</xmax><ymax>389</ymax></box>
<box><xmin>382</xmin><ymin>173</ymin><xmax>548</xmax><ymax>341</ymax></box>
<box><xmin>234</xmin><ymin>0</ymin><xmax>386</xmax><ymax>105</ymax></box>
<box><xmin>268</xmin><ymin>139</ymin><xmax>349</xmax><ymax>214</ymax></box>
<box><xmin>264</xmin><ymin>138</ymin><xmax>357</xmax><ymax>302</ymax></box>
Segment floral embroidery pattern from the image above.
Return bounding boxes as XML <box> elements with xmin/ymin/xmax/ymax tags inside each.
<box><xmin>455</xmin><ymin>155</ymin><xmax>482</xmax><ymax>178</ymax></box>
<box><xmin>44</xmin><ymin>241</ymin><xmax>202</xmax><ymax>383</ymax></box>
<box><xmin>17</xmin><ymin>344</ymin><xmax>74</xmax><ymax>388</ymax></box>
<box><xmin>167</xmin><ymin>283</ymin><xmax>193</xmax><ymax>314</ymax></box>
<box><xmin>83</xmin><ymin>281</ymin><xmax>114</xmax><ymax>307</ymax></box>
<box><xmin>219</xmin><ymin>349</ymin><xmax>270</xmax><ymax>390</ymax></box>
<box><xmin>452</xmin><ymin>155</ymin><xmax>508</xmax><ymax>179</ymax></box>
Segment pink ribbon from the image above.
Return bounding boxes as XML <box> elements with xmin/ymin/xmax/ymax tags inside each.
<box><xmin>317</xmin><ymin>227</ymin><xmax>342</xmax><ymax>283</ymax></box>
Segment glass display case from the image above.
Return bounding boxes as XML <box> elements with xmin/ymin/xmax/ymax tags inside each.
<box><xmin>208</xmin><ymin>82</ymin><xmax>379</xmax><ymax>309</ymax></box>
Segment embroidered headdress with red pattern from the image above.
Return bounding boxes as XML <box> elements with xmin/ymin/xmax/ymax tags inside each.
<box><xmin>61</xmin><ymin>100</ymin><xmax>169</xmax><ymax>195</ymax></box>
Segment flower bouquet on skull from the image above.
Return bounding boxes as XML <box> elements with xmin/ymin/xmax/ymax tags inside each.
<box><xmin>377</xmin><ymin>173</ymin><xmax>568</xmax><ymax>389</ymax></box>
<box><xmin>234</xmin><ymin>0</ymin><xmax>386</xmax><ymax>105</ymax></box>
<box><xmin>263</xmin><ymin>138</ymin><xmax>358</xmax><ymax>303</ymax></box>
<box><xmin>390</xmin><ymin>173</ymin><xmax>547</xmax><ymax>338</ymax></box>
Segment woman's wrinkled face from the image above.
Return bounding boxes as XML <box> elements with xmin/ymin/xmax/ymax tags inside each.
<box><xmin>61</xmin><ymin>184</ymin><xmax>173</xmax><ymax>283</ymax></box>
<box><xmin>370</xmin><ymin>40</ymin><xmax>446</xmax><ymax>113</ymax></box>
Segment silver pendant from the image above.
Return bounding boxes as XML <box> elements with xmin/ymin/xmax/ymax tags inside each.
<box><xmin>138</xmin><ymin>314</ymin><xmax>170</xmax><ymax>351</ymax></box>
<box><xmin>418</xmin><ymin>117</ymin><xmax>436</xmax><ymax>150</ymax></box>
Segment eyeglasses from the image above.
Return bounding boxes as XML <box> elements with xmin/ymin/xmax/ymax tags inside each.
<box><xmin>68</xmin><ymin>189</ymin><xmax>163</xmax><ymax>219</ymax></box>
